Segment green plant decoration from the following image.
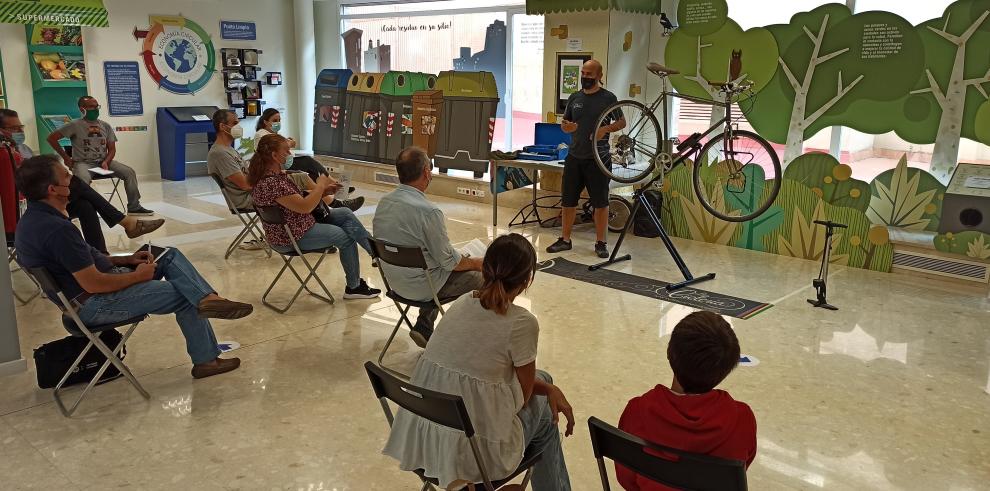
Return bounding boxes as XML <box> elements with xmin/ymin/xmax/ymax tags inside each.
<box><xmin>723</xmin><ymin>164</ymin><xmax>783</xmax><ymax>251</ymax></box>
<box><xmin>678</xmin><ymin>183</ymin><xmax>740</xmax><ymax>245</ymax></box>
<box><xmin>866</xmin><ymin>155</ymin><xmax>945</xmax><ymax>231</ymax></box>
<box><xmin>777</xmin><ymin>201</ymin><xmax>849</xmax><ymax>265</ymax></box>
<box><xmin>236</xmin><ymin>137</ymin><xmax>255</xmax><ymax>159</ymax></box>
<box><xmin>783</xmin><ymin>153</ymin><xmax>871</xmax><ymax>212</ymax></box>
<box><xmin>934</xmin><ymin>231</ymin><xmax>990</xmax><ymax>259</ymax></box>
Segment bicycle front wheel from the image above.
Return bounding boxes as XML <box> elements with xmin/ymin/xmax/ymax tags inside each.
<box><xmin>693</xmin><ymin>130</ymin><xmax>782</xmax><ymax>222</ymax></box>
<box><xmin>593</xmin><ymin>100</ymin><xmax>662</xmax><ymax>184</ymax></box>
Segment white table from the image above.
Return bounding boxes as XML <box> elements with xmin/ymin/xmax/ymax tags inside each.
<box><xmin>490</xmin><ymin>159</ymin><xmax>566</xmax><ymax>227</ymax></box>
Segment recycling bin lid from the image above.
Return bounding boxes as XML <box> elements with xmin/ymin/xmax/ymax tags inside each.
<box><xmin>380</xmin><ymin>71</ymin><xmax>438</xmax><ymax>96</ymax></box>
<box><xmin>436</xmin><ymin>71</ymin><xmax>499</xmax><ymax>99</ymax></box>
<box><xmin>165</xmin><ymin>106</ymin><xmax>222</xmax><ymax>122</ymax></box>
<box><xmin>317</xmin><ymin>69</ymin><xmax>353</xmax><ymax>88</ymax></box>
<box><xmin>347</xmin><ymin>72</ymin><xmax>385</xmax><ymax>94</ymax></box>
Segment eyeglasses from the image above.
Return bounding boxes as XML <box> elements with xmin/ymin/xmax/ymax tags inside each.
<box><xmin>1</xmin><ymin>125</ymin><xmax>25</xmax><ymax>131</ymax></box>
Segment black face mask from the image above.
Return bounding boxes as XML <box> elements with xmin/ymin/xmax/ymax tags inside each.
<box><xmin>581</xmin><ymin>77</ymin><xmax>598</xmax><ymax>90</ymax></box>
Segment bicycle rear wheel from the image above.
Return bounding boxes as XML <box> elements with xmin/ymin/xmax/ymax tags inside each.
<box><xmin>692</xmin><ymin>130</ymin><xmax>781</xmax><ymax>222</ymax></box>
<box><xmin>593</xmin><ymin>100</ymin><xmax>662</xmax><ymax>184</ymax></box>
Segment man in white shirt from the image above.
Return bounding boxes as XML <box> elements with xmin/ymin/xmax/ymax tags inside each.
<box><xmin>372</xmin><ymin>147</ymin><xmax>483</xmax><ymax>347</ymax></box>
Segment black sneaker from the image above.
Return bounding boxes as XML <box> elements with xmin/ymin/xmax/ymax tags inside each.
<box><xmin>409</xmin><ymin>325</ymin><xmax>432</xmax><ymax>348</ymax></box>
<box><xmin>546</xmin><ymin>237</ymin><xmax>572</xmax><ymax>253</ymax></box>
<box><xmin>348</xmin><ymin>186</ymin><xmax>356</xmax><ymax>194</ymax></box>
<box><xmin>127</xmin><ymin>206</ymin><xmax>155</xmax><ymax>216</ymax></box>
<box><xmin>343</xmin><ymin>279</ymin><xmax>381</xmax><ymax>299</ymax></box>
<box><xmin>595</xmin><ymin>241</ymin><xmax>609</xmax><ymax>258</ymax></box>
<box><xmin>340</xmin><ymin>196</ymin><xmax>365</xmax><ymax>212</ymax></box>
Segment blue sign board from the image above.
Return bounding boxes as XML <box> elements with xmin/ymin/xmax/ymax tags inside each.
<box><xmin>103</xmin><ymin>61</ymin><xmax>143</xmax><ymax>116</ymax></box>
<box><xmin>220</xmin><ymin>20</ymin><xmax>257</xmax><ymax>40</ymax></box>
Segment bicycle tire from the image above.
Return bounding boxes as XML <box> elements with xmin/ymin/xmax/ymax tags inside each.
<box><xmin>692</xmin><ymin>129</ymin><xmax>782</xmax><ymax>223</ymax></box>
<box><xmin>608</xmin><ymin>196</ymin><xmax>632</xmax><ymax>233</ymax></box>
<box><xmin>592</xmin><ymin>100</ymin><xmax>662</xmax><ymax>184</ymax></box>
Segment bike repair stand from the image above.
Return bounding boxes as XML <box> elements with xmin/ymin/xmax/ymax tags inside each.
<box><xmin>589</xmin><ymin>148</ymin><xmax>715</xmax><ymax>291</ymax></box>
<box><xmin>807</xmin><ymin>220</ymin><xmax>844</xmax><ymax>310</ymax></box>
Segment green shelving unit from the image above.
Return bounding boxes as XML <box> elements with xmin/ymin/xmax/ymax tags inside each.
<box><xmin>26</xmin><ymin>26</ymin><xmax>88</xmax><ymax>154</ymax></box>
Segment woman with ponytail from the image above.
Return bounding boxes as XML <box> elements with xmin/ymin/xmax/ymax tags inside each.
<box><xmin>384</xmin><ymin>233</ymin><xmax>574</xmax><ymax>490</ymax></box>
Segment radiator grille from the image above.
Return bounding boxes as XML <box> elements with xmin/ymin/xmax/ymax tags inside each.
<box><xmin>374</xmin><ymin>172</ymin><xmax>399</xmax><ymax>185</ymax></box>
<box><xmin>892</xmin><ymin>250</ymin><xmax>989</xmax><ymax>282</ymax></box>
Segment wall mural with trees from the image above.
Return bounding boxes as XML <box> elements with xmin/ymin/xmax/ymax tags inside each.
<box><xmin>653</xmin><ymin>0</ymin><xmax>990</xmax><ymax>271</ymax></box>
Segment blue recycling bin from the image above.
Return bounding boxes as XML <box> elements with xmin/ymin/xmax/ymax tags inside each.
<box><xmin>313</xmin><ymin>69</ymin><xmax>353</xmax><ymax>156</ymax></box>
<box><xmin>156</xmin><ymin>106</ymin><xmax>221</xmax><ymax>181</ymax></box>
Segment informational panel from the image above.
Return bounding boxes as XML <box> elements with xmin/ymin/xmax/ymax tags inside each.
<box><xmin>103</xmin><ymin>61</ymin><xmax>143</xmax><ymax>116</ymax></box>
<box><xmin>220</xmin><ymin>20</ymin><xmax>257</xmax><ymax>40</ymax></box>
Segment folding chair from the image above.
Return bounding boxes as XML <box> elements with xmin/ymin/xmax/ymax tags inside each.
<box><xmin>368</xmin><ymin>237</ymin><xmax>459</xmax><ymax>378</ymax></box>
<box><xmin>7</xmin><ymin>243</ymin><xmax>41</xmax><ymax>305</ymax></box>
<box><xmin>209</xmin><ymin>174</ymin><xmax>272</xmax><ymax>259</ymax></box>
<box><xmin>89</xmin><ymin>172</ymin><xmax>127</xmax><ymax>211</ymax></box>
<box><xmin>255</xmin><ymin>204</ymin><xmax>336</xmax><ymax>313</ymax></box>
<box><xmin>587</xmin><ymin>416</ymin><xmax>748</xmax><ymax>491</ymax></box>
<box><xmin>364</xmin><ymin>361</ymin><xmax>542</xmax><ymax>491</ymax></box>
<box><xmin>22</xmin><ymin>266</ymin><xmax>150</xmax><ymax>417</ymax></box>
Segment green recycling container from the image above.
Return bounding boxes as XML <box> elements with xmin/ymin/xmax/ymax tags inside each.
<box><xmin>377</xmin><ymin>71</ymin><xmax>438</xmax><ymax>164</ymax></box>
<box><xmin>433</xmin><ymin>71</ymin><xmax>500</xmax><ymax>175</ymax></box>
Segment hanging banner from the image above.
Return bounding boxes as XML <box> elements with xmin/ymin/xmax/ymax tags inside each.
<box><xmin>526</xmin><ymin>0</ymin><xmax>660</xmax><ymax>15</ymax></box>
<box><xmin>0</xmin><ymin>0</ymin><xmax>109</xmax><ymax>27</ymax></box>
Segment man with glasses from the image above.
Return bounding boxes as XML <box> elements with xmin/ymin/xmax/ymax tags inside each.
<box><xmin>47</xmin><ymin>95</ymin><xmax>153</xmax><ymax>216</ymax></box>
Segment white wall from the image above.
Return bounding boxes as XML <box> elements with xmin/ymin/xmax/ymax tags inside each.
<box><xmin>314</xmin><ymin>0</ymin><xmax>343</xmax><ymax>71</ymax></box>
<box><xmin>1</xmin><ymin>0</ymin><xmax>301</xmax><ymax>177</ymax></box>
<box><xmin>0</xmin><ymin>24</ymin><xmax>39</xmax><ymax>150</ymax></box>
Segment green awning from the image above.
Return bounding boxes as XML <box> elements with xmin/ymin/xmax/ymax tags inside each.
<box><xmin>0</xmin><ymin>0</ymin><xmax>108</xmax><ymax>27</ymax></box>
<box><xmin>526</xmin><ymin>0</ymin><xmax>661</xmax><ymax>15</ymax></box>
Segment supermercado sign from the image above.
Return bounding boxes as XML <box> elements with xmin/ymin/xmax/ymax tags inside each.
<box><xmin>0</xmin><ymin>0</ymin><xmax>108</xmax><ymax>27</ymax></box>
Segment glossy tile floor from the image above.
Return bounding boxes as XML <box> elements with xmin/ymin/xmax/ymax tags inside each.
<box><xmin>3</xmin><ymin>176</ymin><xmax>989</xmax><ymax>490</ymax></box>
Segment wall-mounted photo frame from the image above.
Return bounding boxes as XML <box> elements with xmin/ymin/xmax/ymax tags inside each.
<box><xmin>265</xmin><ymin>71</ymin><xmax>282</xmax><ymax>86</ymax></box>
<box><xmin>245</xmin><ymin>100</ymin><xmax>261</xmax><ymax>117</ymax></box>
<box><xmin>243</xmin><ymin>66</ymin><xmax>257</xmax><ymax>81</ymax></box>
<box><xmin>556</xmin><ymin>52</ymin><xmax>592</xmax><ymax>114</ymax></box>
<box><xmin>222</xmin><ymin>48</ymin><xmax>241</xmax><ymax>68</ymax></box>
<box><xmin>227</xmin><ymin>90</ymin><xmax>244</xmax><ymax>106</ymax></box>
<box><xmin>243</xmin><ymin>81</ymin><xmax>262</xmax><ymax>100</ymax></box>
<box><xmin>242</xmin><ymin>49</ymin><xmax>259</xmax><ymax>66</ymax></box>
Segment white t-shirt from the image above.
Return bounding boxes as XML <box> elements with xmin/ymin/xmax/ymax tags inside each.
<box><xmin>253</xmin><ymin>128</ymin><xmax>275</xmax><ymax>146</ymax></box>
<box><xmin>383</xmin><ymin>293</ymin><xmax>540</xmax><ymax>488</ymax></box>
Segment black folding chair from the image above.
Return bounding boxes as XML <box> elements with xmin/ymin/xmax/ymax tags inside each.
<box><xmin>209</xmin><ymin>174</ymin><xmax>271</xmax><ymax>259</ymax></box>
<box><xmin>7</xmin><ymin>243</ymin><xmax>40</xmax><ymax>305</ymax></box>
<box><xmin>22</xmin><ymin>266</ymin><xmax>150</xmax><ymax>417</ymax></box>
<box><xmin>368</xmin><ymin>237</ymin><xmax>458</xmax><ymax>377</ymax></box>
<box><xmin>255</xmin><ymin>204</ymin><xmax>336</xmax><ymax>313</ymax></box>
<box><xmin>89</xmin><ymin>172</ymin><xmax>127</xmax><ymax>211</ymax></box>
<box><xmin>364</xmin><ymin>361</ymin><xmax>542</xmax><ymax>491</ymax></box>
<box><xmin>587</xmin><ymin>416</ymin><xmax>747</xmax><ymax>491</ymax></box>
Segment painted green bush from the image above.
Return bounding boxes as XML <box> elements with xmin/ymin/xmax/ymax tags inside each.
<box><xmin>783</xmin><ymin>152</ymin><xmax>871</xmax><ymax>212</ymax></box>
<box><xmin>866</xmin><ymin>155</ymin><xmax>945</xmax><ymax>232</ymax></box>
<box><xmin>934</xmin><ymin>231</ymin><xmax>990</xmax><ymax>260</ymax></box>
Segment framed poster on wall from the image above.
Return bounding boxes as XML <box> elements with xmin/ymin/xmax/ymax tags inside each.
<box><xmin>556</xmin><ymin>52</ymin><xmax>592</xmax><ymax>114</ymax></box>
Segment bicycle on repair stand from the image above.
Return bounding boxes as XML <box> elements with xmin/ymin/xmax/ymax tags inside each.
<box><xmin>589</xmin><ymin>62</ymin><xmax>782</xmax><ymax>290</ymax></box>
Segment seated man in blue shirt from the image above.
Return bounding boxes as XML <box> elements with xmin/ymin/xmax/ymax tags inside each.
<box><xmin>373</xmin><ymin>146</ymin><xmax>483</xmax><ymax>347</ymax></box>
<box><xmin>14</xmin><ymin>155</ymin><xmax>252</xmax><ymax>379</ymax></box>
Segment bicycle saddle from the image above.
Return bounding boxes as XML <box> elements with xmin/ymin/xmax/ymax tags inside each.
<box><xmin>647</xmin><ymin>62</ymin><xmax>680</xmax><ymax>76</ymax></box>
<box><xmin>707</xmin><ymin>80</ymin><xmax>733</xmax><ymax>89</ymax></box>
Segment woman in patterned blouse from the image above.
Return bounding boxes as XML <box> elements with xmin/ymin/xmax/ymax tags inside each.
<box><xmin>248</xmin><ymin>134</ymin><xmax>380</xmax><ymax>299</ymax></box>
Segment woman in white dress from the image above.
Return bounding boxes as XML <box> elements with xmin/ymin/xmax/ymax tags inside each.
<box><xmin>383</xmin><ymin>233</ymin><xmax>573</xmax><ymax>490</ymax></box>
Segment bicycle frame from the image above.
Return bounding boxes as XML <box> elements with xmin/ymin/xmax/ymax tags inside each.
<box><xmin>627</xmin><ymin>75</ymin><xmax>739</xmax><ymax>170</ymax></box>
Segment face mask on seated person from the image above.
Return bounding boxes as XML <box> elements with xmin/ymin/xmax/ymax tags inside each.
<box><xmin>282</xmin><ymin>154</ymin><xmax>294</xmax><ymax>170</ymax></box>
<box><xmin>271</xmin><ymin>122</ymin><xmax>282</xmax><ymax>133</ymax></box>
<box><xmin>229</xmin><ymin>124</ymin><xmax>244</xmax><ymax>139</ymax></box>
<box><xmin>11</xmin><ymin>132</ymin><xmax>26</xmax><ymax>145</ymax></box>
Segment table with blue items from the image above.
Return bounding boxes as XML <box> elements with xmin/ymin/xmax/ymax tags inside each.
<box><xmin>490</xmin><ymin>158</ymin><xmax>566</xmax><ymax>227</ymax></box>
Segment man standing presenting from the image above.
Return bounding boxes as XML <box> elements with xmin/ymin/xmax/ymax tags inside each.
<box><xmin>546</xmin><ymin>60</ymin><xmax>625</xmax><ymax>258</ymax></box>
<box><xmin>47</xmin><ymin>96</ymin><xmax>153</xmax><ymax>216</ymax></box>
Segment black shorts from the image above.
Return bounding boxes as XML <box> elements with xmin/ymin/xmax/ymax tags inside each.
<box><xmin>561</xmin><ymin>155</ymin><xmax>610</xmax><ymax>208</ymax></box>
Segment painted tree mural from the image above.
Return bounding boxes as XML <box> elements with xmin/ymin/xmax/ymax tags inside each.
<box><xmin>902</xmin><ymin>0</ymin><xmax>990</xmax><ymax>181</ymax></box>
<box><xmin>665</xmin><ymin>6</ymin><xmax>778</xmax><ymax>126</ymax></box>
<box><xmin>747</xmin><ymin>4</ymin><xmax>923</xmax><ymax>166</ymax></box>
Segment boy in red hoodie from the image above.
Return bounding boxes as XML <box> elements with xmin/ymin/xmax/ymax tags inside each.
<box><xmin>617</xmin><ymin>311</ymin><xmax>756</xmax><ymax>490</ymax></box>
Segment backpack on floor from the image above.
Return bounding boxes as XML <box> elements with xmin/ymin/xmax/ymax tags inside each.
<box><xmin>34</xmin><ymin>329</ymin><xmax>125</xmax><ymax>389</ymax></box>
<box><xmin>633</xmin><ymin>190</ymin><xmax>664</xmax><ymax>238</ymax></box>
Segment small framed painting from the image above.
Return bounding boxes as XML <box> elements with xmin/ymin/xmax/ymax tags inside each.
<box><xmin>556</xmin><ymin>52</ymin><xmax>592</xmax><ymax>114</ymax></box>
